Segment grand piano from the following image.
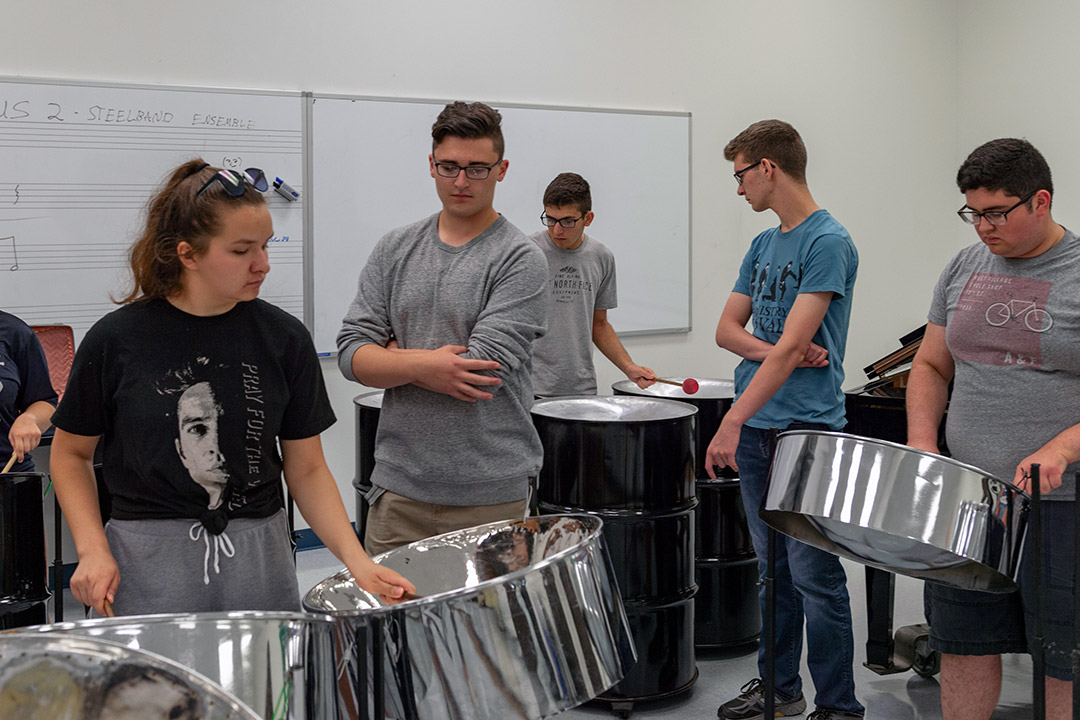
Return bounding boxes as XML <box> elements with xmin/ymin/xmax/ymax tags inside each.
<box><xmin>843</xmin><ymin>325</ymin><xmax>945</xmax><ymax>677</ymax></box>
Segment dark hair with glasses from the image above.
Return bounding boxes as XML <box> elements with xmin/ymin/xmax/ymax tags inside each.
<box><xmin>431</xmin><ymin>101</ymin><xmax>505</xmax><ymax>159</ymax></box>
<box><xmin>543</xmin><ymin>172</ymin><xmax>592</xmax><ymax>213</ymax></box>
<box><xmin>118</xmin><ymin>159</ymin><xmax>267</xmax><ymax>304</ymax></box>
<box><xmin>723</xmin><ymin>119</ymin><xmax>808</xmax><ymax>184</ymax></box>
<box><xmin>956</xmin><ymin>138</ymin><xmax>1053</xmax><ymax>208</ymax></box>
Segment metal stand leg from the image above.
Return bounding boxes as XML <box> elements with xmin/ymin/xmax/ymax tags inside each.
<box><xmin>53</xmin><ymin>492</ymin><xmax>63</xmax><ymax>622</ymax></box>
<box><xmin>1073</xmin><ymin>471</ymin><xmax>1079</xmax><ymax>716</ymax></box>
<box><xmin>1030</xmin><ymin>464</ymin><xmax>1045</xmax><ymax>720</ymax></box>
<box><xmin>1071</xmin><ymin>472</ymin><xmax>1080</xmax><ymax>720</ymax></box>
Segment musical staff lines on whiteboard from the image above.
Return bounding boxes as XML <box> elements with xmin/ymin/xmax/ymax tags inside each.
<box><xmin>2</xmin><ymin>234</ymin><xmax>16</xmax><ymax>270</ymax></box>
<box><xmin>0</xmin><ymin>181</ymin><xmax>304</xmax><ymax>211</ymax></box>
<box><xmin>0</xmin><ymin>237</ymin><xmax>300</xmax><ymax>272</ymax></box>
<box><xmin>0</xmin><ymin>121</ymin><xmax>301</xmax><ymax>155</ymax></box>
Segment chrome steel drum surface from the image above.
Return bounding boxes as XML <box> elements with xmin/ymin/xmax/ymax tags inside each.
<box><xmin>0</xmin><ymin>633</ymin><xmax>260</xmax><ymax>720</ymax></box>
<box><xmin>17</xmin><ymin>612</ymin><xmax>338</xmax><ymax>720</ymax></box>
<box><xmin>762</xmin><ymin>431</ymin><xmax>1029</xmax><ymax>592</ymax></box>
<box><xmin>303</xmin><ymin>515</ymin><xmax>636</xmax><ymax>720</ymax></box>
<box><xmin>611</xmin><ymin>378</ymin><xmax>734</xmax><ymax>402</ymax></box>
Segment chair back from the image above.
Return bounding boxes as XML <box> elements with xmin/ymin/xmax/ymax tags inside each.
<box><xmin>29</xmin><ymin>325</ymin><xmax>74</xmax><ymax>401</ymax></box>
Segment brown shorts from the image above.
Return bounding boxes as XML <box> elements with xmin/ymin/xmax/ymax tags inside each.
<box><xmin>363</xmin><ymin>489</ymin><xmax>527</xmax><ymax>557</ymax></box>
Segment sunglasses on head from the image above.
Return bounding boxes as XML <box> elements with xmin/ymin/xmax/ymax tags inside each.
<box><xmin>195</xmin><ymin>167</ymin><xmax>269</xmax><ymax>198</ymax></box>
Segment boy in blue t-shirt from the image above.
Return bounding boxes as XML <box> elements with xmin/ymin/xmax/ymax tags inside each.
<box><xmin>707</xmin><ymin>120</ymin><xmax>862</xmax><ymax>720</ymax></box>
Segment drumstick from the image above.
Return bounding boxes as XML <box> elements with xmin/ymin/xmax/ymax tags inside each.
<box><xmin>103</xmin><ymin>599</ymin><xmax>115</xmax><ymax>618</ymax></box>
<box><xmin>1</xmin><ymin>453</ymin><xmax>15</xmax><ymax>474</ymax></box>
<box><xmin>652</xmin><ymin>377</ymin><xmax>700</xmax><ymax>394</ymax></box>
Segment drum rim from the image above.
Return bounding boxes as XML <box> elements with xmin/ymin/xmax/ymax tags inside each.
<box><xmin>779</xmin><ymin>429</ymin><xmax>1028</xmax><ymax>497</ymax></box>
<box><xmin>531</xmin><ymin>395</ymin><xmax>698</xmax><ymax>421</ymax></box>
<box><xmin>305</xmin><ymin>514</ymin><xmax>605</xmax><ymax>615</ymax></box>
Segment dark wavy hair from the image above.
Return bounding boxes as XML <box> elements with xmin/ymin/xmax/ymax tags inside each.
<box><xmin>543</xmin><ymin>172</ymin><xmax>592</xmax><ymax>213</ymax></box>
<box><xmin>957</xmin><ymin>138</ymin><xmax>1053</xmax><ymax>207</ymax></box>
<box><xmin>431</xmin><ymin>101</ymin><xmax>504</xmax><ymax>159</ymax></box>
<box><xmin>118</xmin><ymin>159</ymin><xmax>266</xmax><ymax>304</ymax></box>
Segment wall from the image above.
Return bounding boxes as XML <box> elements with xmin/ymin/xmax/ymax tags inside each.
<box><xmin>3</xmin><ymin>0</ymin><xmax>962</xmax><ymax>531</ymax></box>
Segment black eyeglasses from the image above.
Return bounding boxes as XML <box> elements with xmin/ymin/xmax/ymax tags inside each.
<box><xmin>733</xmin><ymin>160</ymin><xmax>762</xmax><ymax>185</ymax></box>
<box><xmin>541</xmin><ymin>213</ymin><xmax>586</xmax><ymax>229</ymax></box>
<box><xmin>433</xmin><ymin>161</ymin><xmax>501</xmax><ymax>180</ymax></box>
<box><xmin>957</xmin><ymin>191</ymin><xmax>1036</xmax><ymax>226</ymax></box>
<box><xmin>196</xmin><ymin>168</ymin><xmax>269</xmax><ymax>198</ymax></box>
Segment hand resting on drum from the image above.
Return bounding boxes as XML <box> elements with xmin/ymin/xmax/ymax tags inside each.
<box><xmin>350</xmin><ymin>556</ymin><xmax>416</xmax><ymax>605</ymax></box>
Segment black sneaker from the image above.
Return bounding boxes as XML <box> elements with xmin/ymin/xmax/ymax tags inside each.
<box><xmin>807</xmin><ymin>710</ymin><xmax>862</xmax><ymax>720</ymax></box>
<box><xmin>718</xmin><ymin>678</ymin><xmax>807</xmax><ymax>719</ymax></box>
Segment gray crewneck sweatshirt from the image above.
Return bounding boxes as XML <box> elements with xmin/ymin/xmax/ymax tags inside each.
<box><xmin>337</xmin><ymin>213</ymin><xmax>548</xmax><ymax>504</ymax></box>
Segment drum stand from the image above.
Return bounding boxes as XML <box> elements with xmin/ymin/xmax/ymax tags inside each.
<box><xmin>1073</xmin><ymin>470</ymin><xmax>1079</xmax><ymax>719</ymax></box>
<box><xmin>53</xmin><ymin>493</ymin><xmax>63</xmax><ymax>622</ymax></box>
<box><xmin>1031</xmin><ymin>464</ymin><xmax>1045</xmax><ymax>720</ymax></box>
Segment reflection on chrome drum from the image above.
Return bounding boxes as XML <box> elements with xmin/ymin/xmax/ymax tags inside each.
<box><xmin>762</xmin><ymin>430</ymin><xmax>1029</xmax><ymax>592</ymax></box>
<box><xmin>0</xmin><ymin>633</ymin><xmax>262</xmax><ymax>720</ymax></box>
<box><xmin>18</xmin><ymin>612</ymin><xmax>340</xmax><ymax>720</ymax></box>
<box><xmin>304</xmin><ymin>515</ymin><xmax>636</xmax><ymax>720</ymax></box>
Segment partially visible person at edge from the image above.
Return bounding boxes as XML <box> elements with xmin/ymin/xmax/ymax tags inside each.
<box><xmin>705</xmin><ymin>119</ymin><xmax>863</xmax><ymax>720</ymax></box>
<box><xmin>50</xmin><ymin>159</ymin><xmax>413</xmax><ymax>617</ymax></box>
<box><xmin>528</xmin><ymin>172</ymin><xmax>656</xmax><ymax>398</ymax></box>
<box><xmin>336</xmin><ymin>102</ymin><xmax>548</xmax><ymax>556</ymax></box>
<box><xmin>0</xmin><ymin>310</ymin><xmax>57</xmax><ymax>472</ymax></box>
<box><xmin>908</xmin><ymin>137</ymin><xmax>1078</xmax><ymax>720</ymax></box>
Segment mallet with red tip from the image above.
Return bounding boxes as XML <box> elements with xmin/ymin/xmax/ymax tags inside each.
<box><xmin>652</xmin><ymin>377</ymin><xmax>700</xmax><ymax>394</ymax></box>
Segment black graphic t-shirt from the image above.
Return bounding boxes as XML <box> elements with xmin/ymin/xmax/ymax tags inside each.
<box><xmin>53</xmin><ymin>298</ymin><xmax>335</xmax><ymax>521</ymax></box>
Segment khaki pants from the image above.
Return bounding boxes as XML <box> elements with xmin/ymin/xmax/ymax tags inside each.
<box><xmin>364</xmin><ymin>489</ymin><xmax>527</xmax><ymax>557</ymax></box>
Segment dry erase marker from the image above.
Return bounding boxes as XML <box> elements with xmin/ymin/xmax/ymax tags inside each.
<box><xmin>273</xmin><ymin>177</ymin><xmax>300</xmax><ymax>201</ymax></box>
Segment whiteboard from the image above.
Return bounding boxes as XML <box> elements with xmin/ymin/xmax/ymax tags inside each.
<box><xmin>0</xmin><ymin>77</ymin><xmax>305</xmax><ymax>345</ymax></box>
<box><xmin>309</xmin><ymin>95</ymin><xmax>691</xmax><ymax>355</ymax></box>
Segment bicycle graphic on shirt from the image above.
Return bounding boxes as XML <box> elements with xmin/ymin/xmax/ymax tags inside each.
<box><xmin>984</xmin><ymin>295</ymin><xmax>1054</xmax><ymax>333</ymax></box>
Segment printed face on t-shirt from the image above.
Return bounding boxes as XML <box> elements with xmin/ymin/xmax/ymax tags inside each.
<box><xmin>174</xmin><ymin>381</ymin><xmax>229</xmax><ymax>509</ymax></box>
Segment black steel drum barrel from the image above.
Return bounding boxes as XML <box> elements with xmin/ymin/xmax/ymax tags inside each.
<box><xmin>532</xmin><ymin>396</ymin><xmax>698</xmax><ymax>704</ymax></box>
<box><xmin>613</xmin><ymin>379</ymin><xmax>761</xmax><ymax>648</ymax></box>
<box><xmin>0</xmin><ymin>472</ymin><xmax>50</xmax><ymax>628</ymax></box>
<box><xmin>352</xmin><ymin>391</ymin><xmax>383</xmax><ymax>543</ymax></box>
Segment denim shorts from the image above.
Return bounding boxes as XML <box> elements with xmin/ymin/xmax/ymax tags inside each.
<box><xmin>924</xmin><ymin>500</ymin><xmax>1076</xmax><ymax>681</ymax></box>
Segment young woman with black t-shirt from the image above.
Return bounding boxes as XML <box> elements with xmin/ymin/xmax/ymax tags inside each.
<box><xmin>50</xmin><ymin>160</ymin><xmax>413</xmax><ymax>616</ymax></box>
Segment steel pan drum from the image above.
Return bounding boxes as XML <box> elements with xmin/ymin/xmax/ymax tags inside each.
<box><xmin>0</xmin><ymin>473</ymin><xmax>49</xmax><ymax>614</ymax></box>
<box><xmin>304</xmin><ymin>515</ymin><xmax>635</xmax><ymax>720</ymax></box>
<box><xmin>0</xmin><ymin>633</ymin><xmax>261</xmax><ymax>720</ymax></box>
<box><xmin>352</xmin><ymin>391</ymin><xmax>384</xmax><ymax>542</ymax></box>
<box><xmin>18</xmin><ymin>611</ymin><xmax>339</xmax><ymax>720</ymax></box>
<box><xmin>762</xmin><ymin>431</ymin><xmax>1029</xmax><ymax>592</ymax></box>
<box><xmin>612</xmin><ymin>378</ymin><xmax>736</xmax><ymax>479</ymax></box>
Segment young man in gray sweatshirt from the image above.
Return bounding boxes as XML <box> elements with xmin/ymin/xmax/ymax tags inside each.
<box><xmin>337</xmin><ymin>101</ymin><xmax>548</xmax><ymax>556</ymax></box>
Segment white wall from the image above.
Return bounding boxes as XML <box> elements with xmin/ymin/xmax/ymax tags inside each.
<box><xmin>4</xmin><ymin>1</ymin><xmax>963</xmax><ymax>531</ymax></box>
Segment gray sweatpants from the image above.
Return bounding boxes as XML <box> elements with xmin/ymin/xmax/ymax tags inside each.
<box><xmin>101</xmin><ymin>509</ymin><xmax>301</xmax><ymax>616</ymax></box>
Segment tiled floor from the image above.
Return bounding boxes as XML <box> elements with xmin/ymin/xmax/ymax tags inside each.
<box><xmin>49</xmin><ymin>548</ymin><xmax>1038</xmax><ymax>719</ymax></box>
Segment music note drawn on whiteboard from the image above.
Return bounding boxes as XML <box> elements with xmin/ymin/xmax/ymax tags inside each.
<box><xmin>2</xmin><ymin>236</ymin><xmax>17</xmax><ymax>271</ymax></box>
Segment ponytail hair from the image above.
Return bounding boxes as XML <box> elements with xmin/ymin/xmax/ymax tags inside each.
<box><xmin>118</xmin><ymin>159</ymin><xmax>266</xmax><ymax>303</ymax></box>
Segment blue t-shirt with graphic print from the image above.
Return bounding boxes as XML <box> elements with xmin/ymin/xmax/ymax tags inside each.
<box><xmin>732</xmin><ymin>209</ymin><xmax>858</xmax><ymax>430</ymax></box>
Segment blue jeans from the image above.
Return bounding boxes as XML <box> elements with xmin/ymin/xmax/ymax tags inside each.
<box><xmin>737</xmin><ymin>424</ymin><xmax>864</xmax><ymax>715</ymax></box>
